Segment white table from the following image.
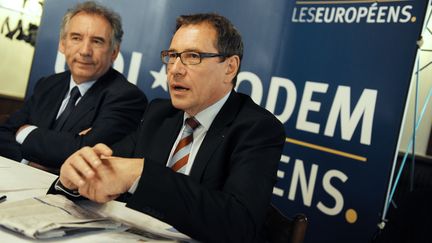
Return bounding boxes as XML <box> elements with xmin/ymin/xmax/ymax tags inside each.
<box><xmin>0</xmin><ymin>156</ymin><xmax>192</xmax><ymax>242</ymax></box>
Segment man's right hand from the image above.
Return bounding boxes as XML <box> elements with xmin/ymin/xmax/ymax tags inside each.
<box><xmin>59</xmin><ymin>143</ymin><xmax>113</xmax><ymax>190</ymax></box>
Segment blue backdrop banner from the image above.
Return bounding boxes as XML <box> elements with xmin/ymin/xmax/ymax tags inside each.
<box><xmin>27</xmin><ymin>0</ymin><xmax>428</xmax><ymax>242</ymax></box>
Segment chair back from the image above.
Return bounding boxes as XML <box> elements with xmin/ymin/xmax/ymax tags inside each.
<box><xmin>264</xmin><ymin>204</ymin><xmax>308</xmax><ymax>243</ymax></box>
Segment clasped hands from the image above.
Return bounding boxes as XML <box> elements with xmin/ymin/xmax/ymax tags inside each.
<box><xmin>59</xmin><ymin>143</ymin><xmax>144</xmax><ymax>203</ymax></box>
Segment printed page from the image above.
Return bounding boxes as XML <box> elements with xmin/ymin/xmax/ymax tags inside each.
<box><xmin>0</xmin><ymin>194</ymin><xmax>122</xmax><ymax>239</ymax></box>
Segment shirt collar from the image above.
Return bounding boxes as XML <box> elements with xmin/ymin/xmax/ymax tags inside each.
<box><xmin>183</xmin><ymin>91</ymin><xmax>231</xmax><ymax>131</ymax></box>
<box><xmin>69</xmin><ymin>76</ymin><xmax>97</xmax><ymax>97</ymax></box>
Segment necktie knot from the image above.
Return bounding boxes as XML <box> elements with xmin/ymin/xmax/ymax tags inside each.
<box><xmin>185</xmin><ymin>117</ymin><xmax>200</xmax><ymax>130</ymax></box>
<box><xmin>69</xmin><ymin>86</ymin><xmax>81</xmax><ymax>102</ymax></box>
<box><xmin>53</xmin><ymin>86</ymin><xmax>81</xmax><ymax>131</ymax></box>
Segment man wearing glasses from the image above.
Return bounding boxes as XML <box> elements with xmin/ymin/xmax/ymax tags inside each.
<box><xmin>52</xmin><ymin>13</ymin><xmax>285</xmax><ymax>242</ymax></box>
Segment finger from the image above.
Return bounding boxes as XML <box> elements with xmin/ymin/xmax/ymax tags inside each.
<box><xmin>70</xmin><ymin>151</ymin><xmax>96</xmax><ymax>179</ymax></box>
<box><xmin>60</xmin><ymin>160</ymin><xmax>85</xmax><ymax>188</ymax></box>
<box><xmin>79</xmin><ymin>146</ymin><xmax>104</xmax><ymax>169</ymax></box>
<box><xmin>93</xmin><ymin>143</ymin><xmax>113</xmax><ymax>158</ymax></box>
<box><xmin>78</xmin><ymin>127</ymin><xmax>92</xmax><ymax>136</ymax></box>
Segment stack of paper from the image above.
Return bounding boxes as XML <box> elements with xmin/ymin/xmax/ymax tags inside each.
<box><xmin>0</xmin><ymin>194</ymin><xmax>122</xmax><ymax>239</ymax></box>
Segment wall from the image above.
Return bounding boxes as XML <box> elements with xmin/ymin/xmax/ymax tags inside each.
<box><xmin>0</xmin><ymin>0</ymin><xmax>44</xmax><ymax>99</ymax></box>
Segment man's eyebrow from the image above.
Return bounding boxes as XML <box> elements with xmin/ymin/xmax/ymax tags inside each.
<box><xmin>92</xmin><ymin>36</ymin><xmax>106</xmax><ymax>42</ymax></box>
<box><xmin>67</xmin><ymin>32</ymin><xmax>106</xmax><ymax>42</ymax></box>
<box><xmin>184</xmin><ymin>48</ymin><xmax>201</xmax><ymax>52</ymax></box>
<box><xmin>167</xmin><ymin>48</ymin><xmax>202</xmax><ymax>52</ymax></box>
<box><xmin>69</xmin><ymin>32</ymin><xmax>81</xmax><ymax>36</ymax></box>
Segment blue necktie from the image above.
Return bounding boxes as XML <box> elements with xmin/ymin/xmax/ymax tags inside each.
<box><xmin>54</xmin><ymin>86</ymin><xmax>81</xmax><ymax>131</ymax></box>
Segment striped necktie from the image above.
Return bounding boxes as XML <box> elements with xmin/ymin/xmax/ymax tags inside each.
<box><xmin>169</xmin><ymin>117</ymin><xmax>200</xmax><ymax>173</ymax></box>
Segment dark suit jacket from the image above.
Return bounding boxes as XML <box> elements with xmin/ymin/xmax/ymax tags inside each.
<box><xmin>0</xmin><ymin>68</ymin><xmax>147</xmax><ymax>168</ymax></box>
<box><xmin>111</xmin><ymin>91</ymin><xmax>285</xmax><ymax>243</ymax></box>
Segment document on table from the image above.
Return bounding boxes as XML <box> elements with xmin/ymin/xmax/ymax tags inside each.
<box><xmin>79</xmin><ymin>200</ymin><xmax>195</xmax><ymax>242</ymax></box>
<box><xmin>0</xmin><ymin>194</ymin><xmax>123</xmax><ymax>239</ymax></box>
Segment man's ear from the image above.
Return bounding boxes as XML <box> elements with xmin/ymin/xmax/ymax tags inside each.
<box><xmin>110</xmin><ymin>45</ymin><xmax>120</xmax><ymax>62</ymax></box>
<box><xmin>58</xmin><ymin>39</ymin><xmax>65</xmax><ymax>54</ymax></box>
<box><xmin>225</xmin><ymin>55</ymin><xmax>240</xmax><ymax>81</ymax></box>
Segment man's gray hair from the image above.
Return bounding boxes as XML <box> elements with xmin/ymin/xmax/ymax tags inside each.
<box><xmin>59</xmin><ymin>1</ymin><xmax>123</xmax><ymax>50</ymax></box>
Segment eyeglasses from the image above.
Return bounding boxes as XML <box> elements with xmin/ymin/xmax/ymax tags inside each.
<box><xmin>161</xmin><ymin>50</ymin><xmax>226</xmax><ymax>65</ymax></box>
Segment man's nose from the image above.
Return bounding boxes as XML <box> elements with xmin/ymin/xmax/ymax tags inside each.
<box><xmin>79</xmin><ymin>39</ymin><xmax>92</xmax><ymax>56</ymax></box>
<box><xmin>168</xmin><ymin>57</ymin><xmax>186</xmax><ymax>76</ymax></box>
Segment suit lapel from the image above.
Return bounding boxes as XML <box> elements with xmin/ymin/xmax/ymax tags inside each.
<box><xmin>189</xmin><ymin>92</ymin><xmax>243</xmax><ymax>182</ymax></box>
<box><xmin>61</xmin><ymin>69</ymin><xmax>114</xmax><ymax>131</ymax></box>
<box><xmin>149</xmin><ymin>112</ymin><xmax>184</xmax><ymax>166</ymax></box>
<box><xmin>39</xmin><ymin>74</ymin><xmax>69</xmax><ymax>129</ymax></box>
<box><xmin>62</xmin><ymin>87</ymin><xmax>97</xmax><ymax>130</ymax></box>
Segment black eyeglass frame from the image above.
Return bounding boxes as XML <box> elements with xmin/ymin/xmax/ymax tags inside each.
<box><xmin>161</xmin><ymin>50</ymin><xmax>226</xmax><ymax>65</ymax></box>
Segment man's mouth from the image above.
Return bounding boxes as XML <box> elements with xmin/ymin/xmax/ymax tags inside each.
<box><xmin>172</xmin><ymin>84</ymin><xmax>189</xmax><ymax>91</ymax></box>
<box><xmin>175</xmin><ymin>86</ymin><xmax>188</xmax><ymax>91</ymax></box>
<box><xmin>75</xmin><ymin>60</ymin><xmax>94</xmax><ymax>65</ymax></box>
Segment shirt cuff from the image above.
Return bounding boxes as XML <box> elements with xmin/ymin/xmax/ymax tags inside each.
<box><xmin>15</xmin><ymin>125</ymin><xmax>38</xmax><ymax>144</ymax></box>
<box><xmin>128</xmin><ymin>176</ymin><xmax>141</xmax><ymax>194</ymax></box>
<box><xmin>54</xmin><ymin>179</ymin><xmax>80</xmax><ymax>197</ymax></box>
<box><xmin>21</xmin><ymin>159</ymin><xmax>29</xmax><ymax>165</ymax></box>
